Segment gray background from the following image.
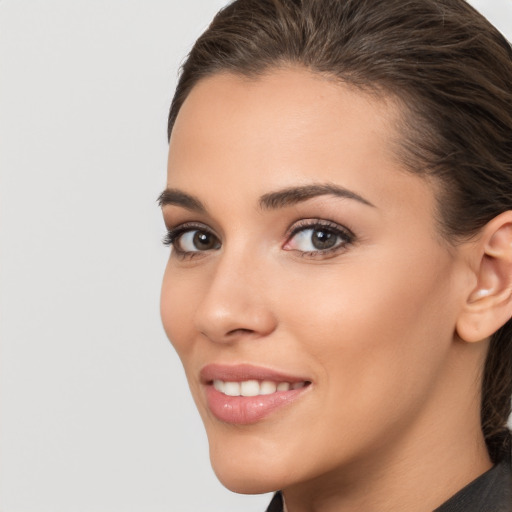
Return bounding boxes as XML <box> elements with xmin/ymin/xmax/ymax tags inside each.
<box><xmin>1</xmin><ymin>1</ymin><xmax>511</xmax><ymax>511</ymax></box>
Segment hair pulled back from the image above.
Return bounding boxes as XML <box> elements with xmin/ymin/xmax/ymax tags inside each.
<box><xmin>168</xmin><ymin>0</ymin><xmax>512</xmax><ymax>462</ymax></box>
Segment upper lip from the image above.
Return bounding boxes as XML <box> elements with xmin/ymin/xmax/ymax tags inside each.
<box><xmin>200</xmin><ymin>363</ymin><xmax>310</xmax><ymax>385</ymax></box>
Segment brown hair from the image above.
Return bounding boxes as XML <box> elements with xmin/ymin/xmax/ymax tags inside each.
<box><xmin>168</xmin><ymin>0</ymin><xmax>512</xmax><ymax>462</ymax></box>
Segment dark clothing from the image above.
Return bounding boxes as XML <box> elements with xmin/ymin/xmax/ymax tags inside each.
<box><xmin>435</xmin><ymin>456</ymin><xmax>512</xmax><ymax>512</ymax></box>
<box><xmin>266</xmin><ymin>443</ymin><xmax>512</xmax><ymax>512</ymax></box>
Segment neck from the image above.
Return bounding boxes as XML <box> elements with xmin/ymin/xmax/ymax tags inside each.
<box><xmin>283</xmin><ymin>432</ymin><xmax>492</xmax><ymax>512</ymax></box>
<box><xmin>282</xmin><ymin>345</ymin><xmax>492</xmax><ymax>512</ymax></box>
<box><xmin>283</xmin><ymin>427</ymin><xmax>491</xmax><ymax>512</ymax></box>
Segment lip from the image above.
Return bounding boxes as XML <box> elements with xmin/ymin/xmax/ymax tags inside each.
<box><xmin>200</xmin><ymin>363</ymin><xmax>310</xmax><ymax>384</ymax></box>
<box><xmin>200</xmin><ymin>364</ymin><xmax>311</xmax><ymax>425</ymax></box>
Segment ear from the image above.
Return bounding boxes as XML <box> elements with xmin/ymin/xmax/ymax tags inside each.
<box><xmin>456</xmin><ymin>211</ymin><xmax>512</xmax><ymax>343</ymax></box>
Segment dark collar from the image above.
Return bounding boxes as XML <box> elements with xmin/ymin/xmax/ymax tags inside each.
<box><xmin>266</xmin><ymin>454</ymin><xmax>512</xmax><ymax>512</ymax></box>
<box><xmin>434</xmin><ymin>457</ymin><xmax>511</xmax><ymax>512</ymax></box>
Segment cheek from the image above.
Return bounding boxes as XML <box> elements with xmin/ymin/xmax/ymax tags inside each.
<box><xmin>160</xmin><ymin>261</ymin><xmax>201</xmax><ymax>359</ymax></box>
<box><xmin>281</xmin><ymin>246</ymin><xmax>458</xmax><ymax>423</ymax></box>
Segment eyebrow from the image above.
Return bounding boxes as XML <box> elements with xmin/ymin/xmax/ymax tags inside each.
<box><xmin>259</xmin><ymin>183</ymin><xmax>375</xmax><ymax>210</ymax></box>
<box><xmin>157</xmin><ymin>188</ymin><xmax>206</xmax><ymax>212</ymax></box>
<box><xmin>157</xmin><ymin>183</ymin><xmax>375</xmax><ymax>212</ymax></box>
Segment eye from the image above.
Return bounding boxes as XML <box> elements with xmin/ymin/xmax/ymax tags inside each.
<box><xmin>163</xmin><ymin>224</ymin><xmax>221</xmax><ymax>256</ymax></box>
<box><xmin>177</xmin><ymin>230</ymin><xmax>220</xmax><ymax>252</ymax></box>
<box><xmin>284</xmin><ymin>221</ymin><xmax>354</xmax><ymax>256</ymax></box>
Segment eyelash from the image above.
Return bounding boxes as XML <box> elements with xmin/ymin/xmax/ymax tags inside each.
<box><xmin>162</xmin><ymin>222</ymin><xmax>216</xmax><ymax>259</ymax></box>
<box><xmin>163</xmin><ymin>219</ymin><xmax>356</xmax><ymax>260</ymax></box>
<box><xmin>284</xmin><ymin>219</ymin><xmax>355</xmax><ymax>258</ymax></box>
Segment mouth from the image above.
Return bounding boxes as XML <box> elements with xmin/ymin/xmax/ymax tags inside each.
<box><xmin>200</xmin><ymin>364</ymin><xmax>312</xmax><ymax>425</ymax></box>
<box><xmin>212</xmin><ymin>379</ymin><xmax>308</xmax><ymax>396</ymax></box>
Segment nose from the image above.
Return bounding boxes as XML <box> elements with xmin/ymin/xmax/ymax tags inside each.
<box><xmin>193</xmin><ymin>253</ymin><xmax>278</xmax><ymax>344</ymax></box>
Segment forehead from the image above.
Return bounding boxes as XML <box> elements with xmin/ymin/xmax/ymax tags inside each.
<box><xmin>167</xmin><ymin>67</ymin><xmax>433</xmax><ymax>218</ymax></box>
<box><xmin>170</xmin><ymin>67</ymin><xmax>397</xmax><ymax>164</ymax></box>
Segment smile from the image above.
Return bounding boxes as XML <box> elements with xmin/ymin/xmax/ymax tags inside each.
<box><xmin>213</xmin><ymin>379</ymin><xmax>308</xmax><ymax>396</ymax></box>
<box><xmin>201</xmin><ymin>364</ymin><xmax>312</xmax><ymax>424</ymax></box>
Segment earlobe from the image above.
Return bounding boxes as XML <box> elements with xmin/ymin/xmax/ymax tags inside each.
<box><xmin>456</xmin><ymin>211</ymin><xmax>512</xmax><ymax>343</ymax></box>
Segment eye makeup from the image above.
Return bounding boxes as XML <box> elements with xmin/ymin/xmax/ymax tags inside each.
<box><xmin>163</xmin><ymin>221</ymin><xmax>221</xmax><ymax>259</ymax></box>
<box><xmin>162</xmin><ymin>217</ymin><xmax>356</xmax><ymax>261</ymax></box>
<box><xmin>283</xmin><ymin>219</ymin><xmax>356</xmax><ymax>259</ymax></box>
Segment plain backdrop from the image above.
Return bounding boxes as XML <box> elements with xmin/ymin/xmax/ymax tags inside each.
<box><xmin>0</xmin><ymin>1</ymin><xmax>511</xmax><ymax>511</ymax></box>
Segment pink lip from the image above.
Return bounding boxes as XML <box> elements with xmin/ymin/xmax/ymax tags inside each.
<box><xmin>200</xmin><ymin>363</ymin><xmax>309</xmax><ymax>384</ymax></box>
<box><xmin>200</xmin><ymin>364</ymin><xmax>311</xmax><ymax>425</ymax></box>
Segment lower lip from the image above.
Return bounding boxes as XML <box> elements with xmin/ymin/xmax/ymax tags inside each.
<box><xmin>205</xmin><ymin>385</ymin><xmax>309</xmax><ymax>425</ymax></box>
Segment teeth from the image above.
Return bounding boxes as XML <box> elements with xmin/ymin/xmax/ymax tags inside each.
<box><xmin>240</xmin><ymin>380</ymin><xmax>260</xmax><ymax>397</ymax></box>
<box><xmin>212</xmin><ymin>379</ymin><xmax>307</xmax><ymax>396</ymax></box>
<box><xmin>224</xmin><ymin>381</ymin><xmax>241</xmax><ymax>396</ymax></box>
<box><xmin>260</xmin><ymin>380</ymin><xmax>277</xmax><ymax>395</ymax></box>
<box><xmin>213</xmin><ymin>380</ymin><xmax>225</xmax><ymax>393</ymax></box>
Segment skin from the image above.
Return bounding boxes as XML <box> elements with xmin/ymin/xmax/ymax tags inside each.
<box><xmin>160</xmin><ymin>68</ymin><xmax>495</xmax><ymax>512</ymax></box>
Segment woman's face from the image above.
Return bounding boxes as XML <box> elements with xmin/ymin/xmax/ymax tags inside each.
<box><xmin>160</xmin><ymin>68</ymin><xmax>470</xmax><ymax>493</ymax></box>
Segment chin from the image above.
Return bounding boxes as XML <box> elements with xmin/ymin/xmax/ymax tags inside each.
<box><xmin>212</xmin><ymin>461</ymin><xmax>290</xmax><ymax>495</ymax></box>
<box><xmin>206</xmin><ymin>428</ymin><xmax>292</xmax><ymax>494</ymax></box>
<box><xmin>213</xmin><ymin>467</ymin><xmax>279</xmax><ymax>495</ymax></box>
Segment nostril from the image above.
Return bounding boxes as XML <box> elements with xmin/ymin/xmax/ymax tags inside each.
<box><xmin>226</xmin><ymin>328</ymin><xmax>255</xmax><ymax>336</ymax></box>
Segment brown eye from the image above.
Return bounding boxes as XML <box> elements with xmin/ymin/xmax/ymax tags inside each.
<box><xmin>310</xmin><ymin>229</ymin><xmax>338</xmax><ymax>250</ymax></box>
<box><xmin>284</xmin><ymin>222</ymin><xmax>355</xmax><ymax>256</ymax></box>
<box><xmin>175</xmin><ymin>229</ymin><xmax>221</xmax><ymax>252</ymax></box>
<box><xmin>192</xmin><ymin>231</ymin><xmax>219</xmax><ymax>250</ymax></box>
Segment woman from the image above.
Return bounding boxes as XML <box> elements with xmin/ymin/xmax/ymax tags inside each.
<box><xmin>159</xmin><ymin>0</ymin><xmax>512</xmax><ymax>510</ymax></box>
